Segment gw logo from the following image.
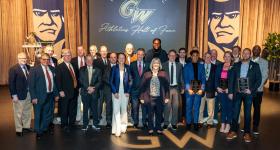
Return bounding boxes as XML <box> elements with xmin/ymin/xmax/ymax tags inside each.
<box><xmin>112</xmin><ymin>128</ymin><xmax>216</xmax><ymax>149</ymax></box>
<box><xmin>119</xmin><ymin>0</ymin><xmax>156</xmax><ymax>24</ymax></box>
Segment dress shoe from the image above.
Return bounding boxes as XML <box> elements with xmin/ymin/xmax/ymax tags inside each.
<box><xmin>63</xmin><ymin>126</ymin><xmax>70</xmax><ymax>132</ymax></box>
<box><xmin>226</xmin><ymin>131</ymin><xmax>237</xmax><ymax>140</ymax></box>
<box><xmin>16</xmin><ymin>132</ymin><xmax>23</xmax><ymax>137</ymax></box>
<box><xmin>142</xmin><ymin>124</ymin><xmax>148</xmax><ymax>130</ymax></box>
<box><xmin>194</xmin><ymin>124</ymin><xmax>199</xmax><ymax>131</ymax></box>
<box><xmin>36</xmin><ymin>134</ymin><xmax>42</xmax><ymax>140</ymax></box>
<box><xmin>157</xmin><ymin>130</ymin><xmax>163</xmax><ymax>134</ymax></box>
<box><xmin>81</xmin><ymin>126</ymin><xmax>88</xmax><ymax>131</ymax></box>
<box><xmin>106</xmin><ymin>124</ymin><xmax>112</xmax><ymax>129</ymax></box>
<box><xmin>206</xmin><ymin>124</ymin><xmax>213</xmax><ymax>128</ymax></box>
<box><xmin>23</xmin><ymin>128</ymin><xmax>34</xmax><ymax>133</ymax></box>
<box><xmin>148</xmin><ymin>130</ymin><xmax>154</xmax><ymax>135</ymax></box>
<box><xmin>133</xmin><ymin>124</ymin><xmax>139</xmax><ymax>129</ymax></box>
<box><xmin>163</xmin><ymin>125</ymin><xmax>168</xmax><ymax>130</ymax></box>
<box><xmin>198</xmin><ymin>123</ymin><xmax>203</xmax><ymax>128</ymax></box>
<box><xmin>92</xmin><ymin>125</ymin><xmax>101</xmax><ymax>130</ymax></box>
<box><xmin>243</xmin><ymin>133</ymin><xmax>252</xmax><ymax>143</ymax></box>
<box><xmin>253</xmin><ymin>126</ymin><xmax>259</xmax><ymax>135</ymax></box>
<box><xmin>186</xmin><ymin>124</ymin><xmax>191</xmax><ymax>130</ymax></box>
<box><xmin>171</xmin><ymin>125</ymin><xmax>178</xmax><ymax>130</ymax></box>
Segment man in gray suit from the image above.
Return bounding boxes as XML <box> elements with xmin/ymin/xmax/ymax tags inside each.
<box><xmin>251</xmin><ymin>45</ymin><xmax>268</xmax><ymax>135</ymax></box>
<box><xmin>162</xmin><ymin>50</ymin><xmax>184</xmax><ymax>130</ymax></box>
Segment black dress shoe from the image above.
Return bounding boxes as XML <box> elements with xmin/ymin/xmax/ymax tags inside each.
<box><xmin>198</xmin><ymin>123</ymin><xmax>203</xmax><ymax>128</ymax></box>
<box><xmin>163</xmin><ymin>125</ymin><xmax>168</xmax><ymax>130</ymax></box>
<box><xmin>194</xmin><ymin>124</ymin><xmax>199</xmax><ymax>131</ymax></box>
<box><xmin>106</xmin><ymin>124</ymin><xmax>112</xmax><ymax>129</ymax></box>
<box><xmin>206</xmin><ymin>124</ymin><xmax>213</xmax><ymax>128</ymax></box>
<box><xmin>23</xmin><ymin>128</ymin><xmax>34</xmax><ymax>133</ymax></box>
<box><xmin>171</xmin><ymin>125</ymin><xmax>178</xmax><ymax>130</ymax></box>
<box><xmin>186</xmin><ymin>124</ymin><xmax>191</xmax><ymax>130</ymax></box>
<box><xmin>133</xmin><ymin>124</ymin><xmax>139</xmax><ymax>129</ymax></box>
<box><xmin>142</xmin><ymin>124</ymin><xmax>148</xmax><ymax>130</ymax></box>
<box><xmin>16</xmin><ymin>132</ymin><xmax>23</xmax><ymax>136</ymax></box>
<box><xmin>36</xmin><ymin>134</ymin><xmax>42</xmax><ymax>140</ymax></box>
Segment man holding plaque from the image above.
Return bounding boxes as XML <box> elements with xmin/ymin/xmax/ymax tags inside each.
<box><xmin>183</xmin><ymin>49</ymin><xmax>206</xmax><ymax>131</ymax></box>
<box><xmin>227</xmin><ymin>48</ymin><xmax>261</xmax><ymax>143</ymax></box>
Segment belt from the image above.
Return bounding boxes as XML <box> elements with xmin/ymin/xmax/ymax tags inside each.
<box><xmin>170</xmin><ymin>85</ymin><xmax>178</xmax><ymax>88</ymax></box>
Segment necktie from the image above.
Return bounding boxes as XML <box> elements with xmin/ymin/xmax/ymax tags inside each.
<box><xmin>68</xmin><ymin>64</ymin><xmax>77</xmax><ymax>88</ymax></box>
<box><xmin>44</xmin><ymin>66</ymin><xmax>52</xmax><ymax>92</ymax></box>
<box><xmin>103</xmin><ymin>59</ymin><xmax>107</xmax><ymax>65</ymax></box>
<box><xmin>80</xmin><ymin>58</ymin><xmax>84</xmax><ymax>68</ymax></box>
<box><xmin>88</xmin><ymin>67</ymin><xmax>92</xmax><ymax>85</ymax></box>
<box><xmin>138</xmin><ymin>62</ymin><xmax>142</xmax><ymax>76</ymax></box>
<box><xmin>23</xmin><ymin>66</ymin><xmax>29</xmax><ymax>78</ymax></box>
<box><xmin>206</xmin><ymin>64</ymin><xmax>209</xmax><ymax>80</ymax></box>
<box><xmin>171</xmin><ymin>62</ymin><xmax>174</xmax><ymax>85</ymax></box>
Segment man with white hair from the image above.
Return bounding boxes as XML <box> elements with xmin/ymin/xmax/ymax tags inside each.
<box><xmin>9</xmin><ymin>52</ymin><xmax>33</xmax><ymax>137</ymax></box>
<box><xmin>124</xmin><ymin>43</ymin><xmax>137</xmax><ymax>65</ymax></box>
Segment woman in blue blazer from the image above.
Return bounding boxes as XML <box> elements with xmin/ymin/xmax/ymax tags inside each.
<box><xmin>110</xmin><ymin>53</ymin><xmax>131</xmax><ymax>137</ymax></box>
<box><xmin>215</xmin><ymin>51</ymin><xmax>234</xmax><ymax>133</ymax></box>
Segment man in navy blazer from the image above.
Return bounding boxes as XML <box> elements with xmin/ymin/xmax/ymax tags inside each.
<box><xmin>130</xmin><ymin>48</ymin><xmax>150</xmax><ymax>128</ymax></box>
<box><xmin>8</xmin><ymin>52</ymin><xmax>33</xmax><ymax>136</ymax></box>
<box><xmin>29</xmin><ymin>53</ymin><xmax>59</xmax><ymax>139</ymax></box>
<box><xmin>227</xmin><ymin>48</ymin><xmax>261</xmax><ymax>143</ymax></box>
<box><xmin>183</xmin><ymin>49</ymin><xmax>206</xmax><ymax>131</ymax></box>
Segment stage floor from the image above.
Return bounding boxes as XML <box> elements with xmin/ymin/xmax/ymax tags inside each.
<box><xmin>0</xmin><ymin>86</ymin><xmax>279</xmax><ymax>150</ymax></box>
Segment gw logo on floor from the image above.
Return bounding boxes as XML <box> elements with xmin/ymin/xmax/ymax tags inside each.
<box><xmin>112</xmin><ymin>128</ymin><xmax>216</xmax><ymax>149</ymax></box>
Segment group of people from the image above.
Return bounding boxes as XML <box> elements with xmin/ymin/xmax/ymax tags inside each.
<box><xmin>9</xmin><ymin>38</ymin><xmax>268</xmax><ymax>143</ymax></box>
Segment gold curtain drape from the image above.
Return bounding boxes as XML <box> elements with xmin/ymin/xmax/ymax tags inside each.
<box><xmin>0</xmin><ymin>0</ymin><xmax>87</xmax><ymax>85</ymax></box>
<box><xmin>0</xmin><ymin>0</ymin><xmax>280</xmax><ymax>85</ymax></box>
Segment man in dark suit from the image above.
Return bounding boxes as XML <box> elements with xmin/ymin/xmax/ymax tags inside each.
<box><xmin>130</xmin><ymin>48</ymin><xmax>150</xmax><ymax>129</ymax></box>
<box><xmin>162</xmin><ymin>49</ymin><xmax>184</xmax><ymax>130</ymax></box>
<box><xmin>93</xmin><ymin>45</ymin><xmax>112</xmax><ymax>128</ymax></box>
<box><xmin>71</xmin><ymin>45</ymin><xmax>86</xmax><ymax>123</ymax></box>
<box><xmin>56</xmin><ymin>49</ymin><xmax>79</xmax><ymax>131</ymax></box>
<box><xmin>79</xmin><ymin>55</ymin><xmax>102</xmax><ymax>131</ymax></box>
<box><xmin>29</xmin><ymin>53</ymin><xmax>59</xmax><ymax>139</ymax></box>
<box><xmin>227</xmin><ymin>48</ymin><xmax>261</xmax><ymax>143</ymax></box>
<box><xmin>8</xmin><ymin>52</ymin><xmax>33</xmax><ymax>137</ymax></box>
<box><xmin>198</xmin><ymin>52</ymin><xmax>216</xmax><ymax>128</ymax></box>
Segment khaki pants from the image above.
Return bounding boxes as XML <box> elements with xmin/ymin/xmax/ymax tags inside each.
<box><xmin>199</xmin><ymin>95</ymin><xmax>215</xmax><ymax>125</ymax></box>
<box><xmin>164</xmin><ymin>88</ymin><xmax>179</xmax><ymax>125</ymax></box>
<box><xmin>13</xmin><ymin>93</ymin><xmax>32</xmax><ymax>132</ymax></box>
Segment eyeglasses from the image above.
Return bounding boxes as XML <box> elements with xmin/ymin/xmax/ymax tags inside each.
<box><xmin>41</xmin><ymin>58</ymin><xmax>50</xmax><ymax>61</ymax></box>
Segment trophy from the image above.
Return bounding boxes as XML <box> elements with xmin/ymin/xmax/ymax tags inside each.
<box><xmin>190</xmin><ymin>80</ymin><xmax>201</xmax><ymax>93</ymax></box>
<box><xmin>220</xmin><ymin>79</ymin><xmax>228</xmax><ymax>90</ymax></box>
<box><xmin>237</xmin><ymin>77</ymin><xmax>249</xmax><ymax>93</ymax></box>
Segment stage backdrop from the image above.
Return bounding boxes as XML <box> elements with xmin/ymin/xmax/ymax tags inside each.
<box><xmin>32</xmin><ymin>0</ymin><xmax>65</xmax><ymax>58</ymax></box>
<box><xmin>89</xmin><ymin>0</ymin><xmax>188</xmax><ymax>52</ymax></box>
<box><xmin>208</xmin><ymin>0</ymin><xmax>240</xmax><ymax>61</ymax></box>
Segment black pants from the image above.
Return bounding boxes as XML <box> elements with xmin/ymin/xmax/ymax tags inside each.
<box><xmin>98</xmin><ymin>84</ymin><xmax>112</xmax><ymax>124</ymax></box>
<box><xmin>252</xmin><ymin>92</ymin><xmax>263</xmax><ymax>128</ymax></box>
<box><xmin>60</xmin><ymin>96</ymin><xmax>78</xmax><ymax>127</ymax></box>
<box><xmin>81</xmin><ymin>93</ymin><xmax>99</xmax><ymax>127</ymax></box>
<box><xmin>147</xmin><ymin>97</ymin><xmax>163</xmax><ymax>131</ymax></box>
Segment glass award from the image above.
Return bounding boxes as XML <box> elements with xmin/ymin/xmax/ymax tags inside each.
<box><xmin>237</xmin><ymin>77</ymin><xmax>249</xmax><ymax>93</ymax></box>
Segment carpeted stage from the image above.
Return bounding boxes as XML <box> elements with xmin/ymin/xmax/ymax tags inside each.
<box><xmin>0</xmin><ymin>86</ymin><xmax>279</xmax><ymax>150</ymax></box>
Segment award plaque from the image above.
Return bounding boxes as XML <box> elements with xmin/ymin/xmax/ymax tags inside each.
<box><xmin>237</xmin><ymin>77</ymin><xmax>249</xmax><ymax>93</ymax></box>
<box><xmin>190</xmin><ymin>80</ymin><xmax>201</xmax><ymax>93</ymax></box>
<box><xmin>220</xmin><ymin>79</ymin><xmax>228</xmax><ymax>90</ymax></box>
